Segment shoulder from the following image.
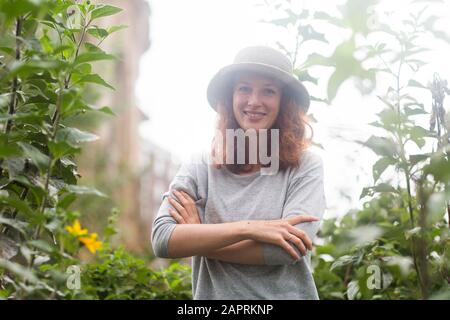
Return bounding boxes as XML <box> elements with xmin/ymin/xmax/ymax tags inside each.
<box><xmin>176</xmin><ymin>151</ymin><xmax>210</xmax><ymax>178</ymax></box>
<box><xmin>290</xmin><ymin>148</ymin><xmax>324</xmax><ymax>178</ymax></box>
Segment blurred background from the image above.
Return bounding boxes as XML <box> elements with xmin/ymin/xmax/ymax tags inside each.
<box><xmin>74</xmin><ymin>0</ymin><xmax>450</xmax><ymax>265</ymax></box>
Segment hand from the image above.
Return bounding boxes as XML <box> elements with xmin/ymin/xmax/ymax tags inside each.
<box><xmin>244</xmin><ymin>215</ymin><xmax>319</xmax><ymax>261</ymax></box>
<box><xmin>168</xmin><ymin>190</ymin><xmax>201</xmax><ymax>224</ymax></box>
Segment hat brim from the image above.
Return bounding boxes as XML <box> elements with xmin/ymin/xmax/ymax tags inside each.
<box><xmin>207</xmin><ymin>62</ymin><xmax>310</xmax><ymax>113</ymax></box>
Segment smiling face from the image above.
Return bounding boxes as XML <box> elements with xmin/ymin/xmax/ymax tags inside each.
<box><xmin>232</xmin><ymin>72</ymin><xmax>282</xmax><ymax>131</ymax></box>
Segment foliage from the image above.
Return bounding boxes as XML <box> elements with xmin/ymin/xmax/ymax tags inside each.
<box><xmin>261</xmin><ymin>0</ymin><xmax>450</xmax><ymax>299</ymax></box>
<box><xmin>66</xmin><ymin>246</ymin><xmax>192</xmax><ymax>300</ymax></box>
<box><xmin>0</xmin><ymin>0</ymin><xmax>192</xmax><ymax>300</ymax></box>
<box><xmin>2</xmin><ymin>0</ymin><xmax>449</xmax><ymax>300</ymax></box>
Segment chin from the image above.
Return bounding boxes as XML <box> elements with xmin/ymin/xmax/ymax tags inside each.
<box><xmin>242</xmin><ymin>123</ymin><xmax>269</xmax><ymax>131</ymax></box>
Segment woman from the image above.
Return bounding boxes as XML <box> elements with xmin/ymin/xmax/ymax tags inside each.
<box><xmin>151</xmin><ymin>46</ymin><xmax>326</xmax><ymax>300</ymax></box>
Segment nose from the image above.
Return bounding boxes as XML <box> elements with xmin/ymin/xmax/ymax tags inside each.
<box><xmin>247</xmin><ymin>91</ymin><xmax>262</xmax><ymax>107</ymax></box>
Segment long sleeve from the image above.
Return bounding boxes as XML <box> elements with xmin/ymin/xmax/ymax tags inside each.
<box><xmin>262</xmin><ymin>152</ymin><xmax>327</xmax><ymax>265</ymax></box>
<box><xmin>151</xmin><ymin>162</ymin><xmax>203</xmax><ymax>258</ymax></box>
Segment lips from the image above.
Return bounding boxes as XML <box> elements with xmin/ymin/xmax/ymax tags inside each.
<box><xmin>243</xmin><ymin>110</ymin><xmax>267</xmax><ymax>121</ymax></box>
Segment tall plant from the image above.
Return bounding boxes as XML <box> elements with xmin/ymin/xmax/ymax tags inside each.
<box><xmin>262</xmin><ymin>0</ymin><xmax>450</xmax><ymax>299</ymax></box>
<box><xmin>0</xmin><ymin>0</ymin><xmax>121</xmax><ymax>298</ymax></box>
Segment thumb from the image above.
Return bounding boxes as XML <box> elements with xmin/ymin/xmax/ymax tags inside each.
<box><xmin>287</xmin><ymin>214</ymin><xmax>320</xmax><ymax>225</ymax></box>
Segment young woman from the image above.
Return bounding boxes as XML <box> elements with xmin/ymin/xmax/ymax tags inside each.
<box><xmin>151</xmin><ymin>46</ymin><xmax>326</xmax><ymax>300</ymax></box>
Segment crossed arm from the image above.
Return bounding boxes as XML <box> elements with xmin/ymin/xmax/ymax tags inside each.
<box><xmin>166</xmin><ymin>190</ymin><xmax>318</xmax><ymax>265</ymax></box>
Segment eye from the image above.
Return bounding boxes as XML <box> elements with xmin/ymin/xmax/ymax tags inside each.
<box><xmin>263</xmin><ymin>88</ymin><xmax>277</xmax><ymax>95</ymax></box>
<box><xmin>237</xmin><ymin>86</ymin><xmax>251</xmax><ymax>93</ymax></box>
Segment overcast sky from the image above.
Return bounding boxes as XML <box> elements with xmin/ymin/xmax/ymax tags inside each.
<box><xmin>136</xmin><ymin>0</ymin><xmax>450</xmax><ymax>218</ymax></box>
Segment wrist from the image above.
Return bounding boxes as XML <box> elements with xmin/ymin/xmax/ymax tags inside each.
<box><xmin>234</xmin><ymin>220</ymin><xmax>251</xmax><ymax>240</ymax></box>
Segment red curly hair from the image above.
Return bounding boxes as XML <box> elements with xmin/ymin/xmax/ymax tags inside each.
<box><xmin>211</xmin><ymin>73</ymin><xmax>313</xmax><ymax>174</ymax></box>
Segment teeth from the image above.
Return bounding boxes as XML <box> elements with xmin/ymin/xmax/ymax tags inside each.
<box><xmin>244</xmin><ymin>111</ymin><xmax>266</xmax><ymax>116</ymax></box>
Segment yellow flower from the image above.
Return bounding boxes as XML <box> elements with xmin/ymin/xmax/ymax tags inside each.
<box><xmin>79</xmin><ymin>233</ymin><xmax>103</xmax><ymax>254</ymax></box>
<box><xmin>65</xmin><ymin>219</ymin><xmax>88</xmax><ymax>237</ymax></box>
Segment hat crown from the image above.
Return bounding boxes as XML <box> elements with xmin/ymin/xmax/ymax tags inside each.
<box><xmin>233</xmin><ymin>46</ymin><xmax>293</xmax><ymax>74</ymax></box>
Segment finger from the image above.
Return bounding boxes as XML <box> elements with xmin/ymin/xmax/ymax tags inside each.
<box><xmin>169</xmin><ymin>208</ymin><xmax>185</xmax><ymax>224</ymax></box>
<box><xmin>181</xmin><ymin>191</ymin><xmax>195</xmax><ymax>203</ymax></box>
<box><xmin>173</xmin><ymin>190</ymin><xmax>189</xmax><ymax>206</ymax></box>
<box><xmin>174</xmin><ymin>191</ymin><xmax>196</xmax><ymax>216</ymax></box>
<box><xmin>280</xmin><ymin>240</ymin><xmax>301</xmax><ymax>261</ymax></box>
<box><xmin>168</xmin><ymin>197</ymin><xmax>188</xmax><ymax>219</ymax></box>
<box><xmin>287</xmin><ymin>215</ymin><xmax>320</xmax><ymax>225</ymax></box>
<box><xmin>288</xmin><ymin>225</ymin><xmax>313</xmax><ymax>251</ymax></box>
<box><xmin>287</xmin><ymin>233</ymin><xmax>307</xmax><ymax>256</ymax></box>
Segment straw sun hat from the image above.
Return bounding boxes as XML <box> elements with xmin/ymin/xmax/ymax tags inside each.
<box><xmin>206</xmin><ymin>46</ymin><xmax>311</xmax><ymax>113</ymax></box>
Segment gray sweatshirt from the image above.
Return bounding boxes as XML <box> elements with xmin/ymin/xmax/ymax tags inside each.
<box><xmin>151</xmin><ymin>149</ymin><xmax>326</xmax><ymax>300</ymax></box>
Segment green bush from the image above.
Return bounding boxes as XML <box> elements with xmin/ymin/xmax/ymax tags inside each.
<box><xmin>0</xmin><ymin>0</ymin><xmax>192</xmax><ymax>300</ymax></box>
<box><xmin>264</xmin><ymin>0</ymin><xmax>450</xmax><ymax>299</ymax></box>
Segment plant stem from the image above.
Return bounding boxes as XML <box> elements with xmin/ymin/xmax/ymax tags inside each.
<box><xmin>29</xmin><ymin>84</ymin><xmax>63</xmax><ymax>268</ymax></box>
<box><xmin>415</xmin><ymin>179</ymin><xmax>431</xmax><ymax>299</ymax></box>
<box><xmin>394</xmin><ymin>46</ymin><xmax>426</xmax><ymax>298</ymax></box>
<box><xmin>65</xmin><ymin>18</ymin><xmax>91</xmax><ymax>88</ymax></box>
<box><xmin>4</xmin><ymin>17</ymin><xmax>22</xmax><ymax>136</ymax></box>
<box><xmin>0</xmin><ymin>17</ymin><xmax>23</xmax><ymax>231</ymax></box>
<box><xmin>0</xmin><ymin>188</ymin><xmax>29</xmax><ymax>235</ymax></box>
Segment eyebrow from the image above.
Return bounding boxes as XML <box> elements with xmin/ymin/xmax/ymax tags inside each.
<box><xmin>236</xmin><ymin>81</ymin><xmax>279</xmax><ymax>87</ymax></box>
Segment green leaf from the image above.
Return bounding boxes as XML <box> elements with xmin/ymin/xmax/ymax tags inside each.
<box><xmin>327</xmin><ymin>67</ymin><xmax>348</xmax><ymax>102</ymax></box>
<box><xmin>5</xmin><ymin>60</ymin><xmax>66</xmax><ymax>81</ymax></box>
<box><xmin>404</xmin><ymin>105</ymin><xmax>428</xmax><ymax>116</ymax></box>
<box><xmin>107</xmin><ymin>24</ymin><xmax>128</xmax><ymax>34</ymax></box>
<box><xmin>294</xmin><ymin>69</ymin><xmax>318</xmax><ymax>85</ymax></box>
<box><xmin>0</xmin><ymin>113</ymin><xmax>43</xmax><ymax>127</ymax></box>
<box><xmin>27</xmin><ymin>240</ymin><xmax>54</xmax><ymax>253</ymax></box>
<box><xmin>0</xmin><ymin>259</ymin><xmax>39</xmax><ymax>284</ymax></box>
<box><xmin>325</xmin><ymin>39</ymin><xmax>375</xmax><ymax>101</ymax></box>
<box><xmin>298</xmin><ymin>25</ymin><xmax>328</xmax><ymax>43</ymax></box>
<box><xmin>77</xmin><ymin>74</ymin><xmax>115</xmax><ymax>90</ymax></box>
<box><xmin>73</xmin><ymin>63</ymin><xmax>92</xmax><ymax>75</ymax></box>
<box><xmin>408</xmin><ymin>79</ymin><xmax>427</xmax><ymax>89</ymax></box>
<box><xmin>18</xmin><ymin>142</ymin><xmax>50</xmax><ymax>174</ymax></box>
<box><xmin>87</xmin><ymin>26</ymin><xmax>109</xmax><ymax>39</ymax></box>
<box><xmin>0</xmin><ymin>144</ymin><xmax>21</xmax><ymax>157</ymax></box>
<box><xmin>0</xmin><ymin>234</ymin><xmax>19</xmax><ymax>259</ymax></box>
<box><xmin>373</xmin><ymin>157</ymin><xmax>396</xmax><ymax>183</ymax></box>
<box><xmin>48</xmin><ymin>140</ymin><xmax>80</xmax><ymax>160</ymax></box>
<box><xmin>309</xmin><ymin>96</ymin><xmax>329</xmax><ymax>104</ymax></box>
<box><xmin>405</xmin><ymin>226</ymin><xmax>421</xmax><ymax>240</ymax></box>
<box><xmin>302</xmin><ymin>53</ymin><xmax>334</xmax><ymax>68</ymax></box>
<box><xmin>74</xmin><ymin>52</ymin><xmax>115</xmax><ymax>65</ymax></box>
<box><xmin>330</xmin><ymin>255</ymin><xmax>356</xmax><ymax>271</ymax></box>
<box><xmin>57</xmin><ymin>194</ymin><xmax>77</xmax><ymax>210</ymax></box>
<box><xmin>408</xmin><ymin>125</ymin><xmax>431</xmax><ymax>148</ymax></box>
<box><xmin>360</xmin><ymin>183</ymin><xmax>398</xmax><ymax>199</ymax></box>
<box><xmin>90</xmin><ymin>5</ymin><xmax>123</xmax><ymax>20</ymax></box>
<box><xmin>64</xmin><ymin>185</ymin><xmax>107</xmax><ymax>197</ymax></box>
<box><xmin>363</xmin><ymin>136</ymin><xmax>398</xmax><ymax>157</ymax></box>
<box><xmin>0</xmin><ymin>218</ymin><xmax>27</xmax><ymax>236</ymax></box>
<box><xmin>409</xmin><ymin>153</ymin><xmax>431</xmax><ymax>166</ymax></box>
<box><xmin>424</xmin><ymin>154</ymin><xmax>450</xmax><ymax>182</ymax></box>
<box><xmin>84</xmin><ymin>42</ymin><xmax>105</xmax><ymax>53</ymax></box>
<box><xmin>313</xmin><ymin>12</ymin><xmax>345</xmax><ymax>28</ymax></box>
<box><xmin>426</xmin><ymin>192</ymin><xmax>447</xmax><ymax>225</ymax></box>
<box><xmin>55</xmin><ymin>127</ymin><xmax>99</xmax><ymax>147</ymax></box>
<box><xmin>265</xmin><ymin>17</ymin><xmax>295</xmax><ymax>27</ymax></box>
<box><xmin>377</xmin><ymin>108</ymin><xmax>402</xmax><ymax>128</ymax></box>
<box><xmin>347</xmin><ymin>280</ymin><xmax>360</xmax><ymax>300</ymax></box>
<box><xmin>0</xmin><ymin>196</ymin><xmax>35</xmax><ymax>221</ymax></box>
<box><xmin>97</xmin><ymin>106</ymin><xmax>116</xmax><ymax>116</ymax></box>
